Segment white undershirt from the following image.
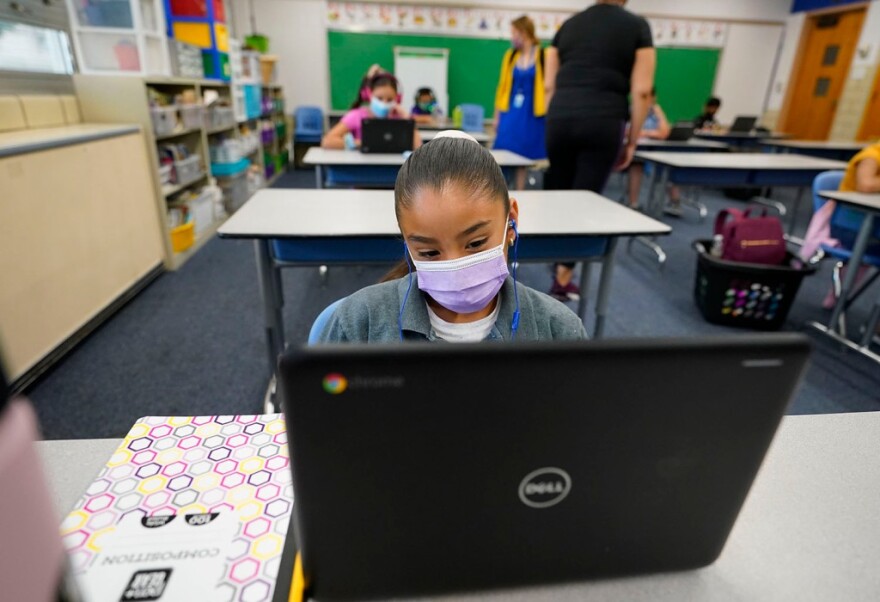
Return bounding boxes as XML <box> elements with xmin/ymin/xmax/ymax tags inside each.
<box><xmin>426</xmin><ymin>297</ymin><xmax>501</xmax><ymax>343</ymax></box>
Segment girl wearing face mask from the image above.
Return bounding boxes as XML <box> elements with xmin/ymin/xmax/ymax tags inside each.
<box><xmin>493</xmin><ymin>15</ymin><xmax>547</xmax><ymax>190</ymax></box>
<box><xmin>322</xmin><ymin>73</ymin><xmax>422</xmax><ymax>150</ymax></box>
<box><xmin>317</xmin><ymin>131</ymin><xmax>586</xmax><ymax>343</ymax></box>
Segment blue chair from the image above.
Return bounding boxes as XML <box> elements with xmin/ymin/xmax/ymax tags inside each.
<box><xmin>811</xmin><ymin>170</ymin><xmax>880</xmax><ymax>330</ymax></box>
<box><xmin>294</xmin><ymin>106</ymin><xmax>324</xmax><ymax>143</ymax></box>
<box><xmin>459</xmin><ymin>104</ymin><xmax>485</xmax><ymax>132</ymax></box>
<box><xmin>308</xmin><ymin>298</ymin><xmax>346</xmax><ymax>344</ymax></box>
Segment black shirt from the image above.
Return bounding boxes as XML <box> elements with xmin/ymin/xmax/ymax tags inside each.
<box><xmin>549</xmin><ymin>4</ymin><xmax>653</xmax><ymax>120</ymax></box>
<box><xmin>694</xmin><ymin>112</ymin><xmax>718</xmax><ymax>129</ymax></box>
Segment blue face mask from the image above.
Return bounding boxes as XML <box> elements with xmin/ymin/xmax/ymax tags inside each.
<box><xmin>370</xmin><ymin>97</ymin><xmax>393</xmax><ymax>118</ymax></box>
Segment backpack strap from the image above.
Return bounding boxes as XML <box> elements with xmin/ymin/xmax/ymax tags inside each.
<box><xmin>714</xmin><ymin>208</ymin><xmax>743</xmax><ymax>235</ymax></box>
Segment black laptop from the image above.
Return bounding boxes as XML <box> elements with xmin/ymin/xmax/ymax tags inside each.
<box><xmin>279</xmin><ymin>335</ymin><xmax>810</xmax><ymax>600</ymax></box>
<box><xmin>667</xmin><ymin>120</ymin><xmax>695</xmax><ymax>141</ymax></box>
<box><xmin>360</xmin><ymin>118</ymin><xmax>414</xmax><ymax>153</ymax></box>
<box><xmin>729</xmin><ymin>115</ymin><xmax>759</xmax><ymax>133</ymax></box>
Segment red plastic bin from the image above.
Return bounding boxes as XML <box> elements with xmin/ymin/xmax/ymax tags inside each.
<box><xmin>169</xmin><ymin>0</ymin><xmax>207</xmax><ymax>18</ymax></box>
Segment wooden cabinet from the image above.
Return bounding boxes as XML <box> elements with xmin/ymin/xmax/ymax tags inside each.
<box><xmin>0</xmin><ymin>130</ymin><xmax>164</xmax><ymax>382</ymax></box>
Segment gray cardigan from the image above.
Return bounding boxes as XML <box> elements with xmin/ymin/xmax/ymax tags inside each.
<box><xmin>317</xmin><ymin>276</ymin><xmax>587</xmax><ymax>342</ymax></box>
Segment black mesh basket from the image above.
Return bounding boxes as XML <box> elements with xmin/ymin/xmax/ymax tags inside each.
<box><xmin>692</xmin><ymin>240</ymin><xmax>817</xmax><ymax>330</ymax></box>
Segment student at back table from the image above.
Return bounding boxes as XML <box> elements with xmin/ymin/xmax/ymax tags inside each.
<box><xmin>695</xmin><ymin>96</ymin><xmax>722</xmax><ymax>131</ymax></box>
<box><xmin>322</xmin><ymin>73</ymin><xmax>422</xmax><ymax>150</ymax></box>
<box><xmin>411</xmin><ymin>87</ymin><xmax>442</xmax><ymax>125</ymax></box>
<box><xmin>317</xmin><ymin>131</ymin><xmax>587</xmax><ymax>343</ymax></box>
<box><xmin>627</xmin><ymin>87</ymin><xmax>670</xmax><ymax>209</ymax></box>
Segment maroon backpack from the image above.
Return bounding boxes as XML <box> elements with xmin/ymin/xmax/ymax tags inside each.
<box><xmin>713</xmin><ymin>208</ymin><xmax>786</xmax><ymax>265</ymax></box>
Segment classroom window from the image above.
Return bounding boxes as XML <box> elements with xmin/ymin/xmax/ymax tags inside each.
<box><xmin>822</xmin><ymin>45</ymin><xmax>839</xmax><ymax>67</ymax></box>
<box><xmin>813</xmin><ymin>77</ymin><xmax>831</xmax><ymax>98</ymax></box>
<box><xmin>0</xmin><ymin>20</ymin><xmax>75</xmax><ymax>75</ymax></box>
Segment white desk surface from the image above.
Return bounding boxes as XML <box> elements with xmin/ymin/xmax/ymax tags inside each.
<box><xmin>38</xmin><ymin>412</ymin><xmax>880</xmax><ymax>601</ymax></box>
<box><xmin>420</xmin><ymin>129</ymin><xmax>491</xmax><ymax>143</ymax></box>
<box><xmin>636</xmin><ymin>138</ymin><xmax>728</xmax><ymax>150</ymax></box>
<box><xmin>819</xmin><ymin>190</ymin><xmax>880</xmax><ymax>212</ymax></box>
<box><xmin>218</xmin><ymin>189</ymin><xmax>671</xmax><ymax>239</ymax></box>
<box><xmin>0</xmin><ymin>123</ymin><xmax>141</xmax><ymax>158</ymax></box>
<box><xmin>695</xmin><ymin>131</ymin><xmax>789</xmax><ymax>140</ymax></box>
<box><xmin>636</xmin><ymin>151</ymin><xmax>847</xmax><ymax>170</ymax></box>
<box><xmin>303</xmin><ymin>147</ymin><xmax>532</xmax><ymax>167</ymax></box>
<box><xmin>764</xmin><ymin>139</ymin><xmax>863</xmax><ymax>151</ymax></box>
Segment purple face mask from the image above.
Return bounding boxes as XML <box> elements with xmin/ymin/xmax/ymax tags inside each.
<box><xmin>411</xmin><ymin>222</ymin><xmax>510</xmax><ymax>314</ymax></box>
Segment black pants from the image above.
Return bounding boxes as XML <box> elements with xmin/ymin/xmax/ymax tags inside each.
<box><xmin>546</xmin><ymin>117</ymin><xmax>625</xmax><ymax>269</ymax></box>
<box><xmin>545</xmin><ymin>117</ymin><xmax>625</xmax><ymax>193</ymax></box>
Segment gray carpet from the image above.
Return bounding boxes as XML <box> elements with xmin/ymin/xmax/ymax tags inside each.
<box><xmin>27</xmin><ymin>167</ymin><xmax>880</xmax><ymax>439</ymax></box>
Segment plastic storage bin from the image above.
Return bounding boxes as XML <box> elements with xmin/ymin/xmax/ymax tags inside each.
<box><xmin>159</xmin><ymin>164</ymin><xmax>173</xmax><ymax>186</ymax></box>
<box><xmin>170</xmin><ymin>221</ymin><xmax>195</xmax><ymax>252</ymax></box>
<box><xmin>204</xmin><ymin>105</ymin><xmax>235</xmax><ymax>131</ymax></box>
<box><xmin>210</xmin><ymin>140</ymin><xmax>244</xmax><ymax>164</ymax></box>
<box><xmin>187</xmin><ymin>188</ymin><xmax>215</xmax><ymax>237</ymax></box>
<box><xmin>217</xmin><ymin>171</ymin><xmax>250</xmax><ymax>213</ymax></box>
<box><xmin>174</xmin><ymin>155</ymin><xmax>203</xmax><ymax>186</ymax></box>
<box><xmin>81</xmin><ymin>1</ymin><xmax>133</xmax><ymax>27</ymax></box>
<box><xmin>692</xmin><ymin>240</ymin><xmax>816</xmax><ymax>330</ymax></box>
<box><xmin>150</xmin><ymin>105</ymin><xmax>178</xmax><ymax>136</ymax></box>
<box><xmin>179</xmin><ymin>104</ymin><xmax>204</xmax><ymax>130</ymax></box>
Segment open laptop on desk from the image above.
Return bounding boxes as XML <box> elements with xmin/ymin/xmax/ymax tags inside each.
<box><xmin>729</xmin><ymin>115</ymin><xmax>758</xmax><ymax>133</ymax></box>
<box><xmin>667</xmin><ymin>121</ymin><xmax>695</xmax><ymax>141</ymax></box>
<box><xmin>361</xmin><ymin>118</ymin><xmax>414</xmax><ymax>153</ymax></box>
<box><xmin>278</xmin><ymin>335</ymin><xmax>810</xmax><ymax>600</ymax></box>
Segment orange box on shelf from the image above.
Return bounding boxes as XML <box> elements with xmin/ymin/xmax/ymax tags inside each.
<box><xmin>170</xmin><ymin>221</ymin><xmax>195</xmax><ymax>252</ymax></box>
<box><xmin>172</xmin><ymin>22</ymin><xmax>212</xmax><ymax>48</ymax></box>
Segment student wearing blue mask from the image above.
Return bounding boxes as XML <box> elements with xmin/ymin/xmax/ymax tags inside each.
<box><xmin>317</xmin><ymin>131</ymin><xmax>587</xmax><ymax>343</ymax></box>
<box><xmin>322</xmin><ymin>73</ymin><xmax>422</xmax><ymax>150</ymax></box>
<box><xmin>411</xmin><ymin>87</ymin><xmax>442</xmax><ymax>125</ymax></box>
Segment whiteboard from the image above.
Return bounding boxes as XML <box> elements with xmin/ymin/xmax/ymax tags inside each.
<box><xmin>394</xmin><ymin>46</ymin><xmax>449</xmax><ymax>117</ymax></box>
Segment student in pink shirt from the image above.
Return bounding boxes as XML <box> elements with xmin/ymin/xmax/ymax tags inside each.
<box><xmin>322</xmin><ymin>73</ymin><xmax>422</xmax><ymax>150</ymax></box>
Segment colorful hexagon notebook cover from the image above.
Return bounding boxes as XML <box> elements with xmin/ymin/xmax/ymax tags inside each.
<box><xmin>61</xmin><ymin>415</ymin><xmax>292</xmax><ymax>601</ymax></box>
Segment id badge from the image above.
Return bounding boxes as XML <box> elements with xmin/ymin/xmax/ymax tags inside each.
<box><xmin>513</xmin><ymin>92</ymin><xmax>525</xmax><ymax>109</ymax></box>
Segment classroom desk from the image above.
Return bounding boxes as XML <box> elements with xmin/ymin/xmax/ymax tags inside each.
<box><xmin>631</xmin><ymin>152</ymin><xmax>847</xmax><ymax>265</ymax></box>
<box><xmin>38</xmin><ymin>411</ymin><xmax>880</xmax><ymax>601</ymax></box>
<box><xmin>764</xmin><ymin>139</ymin><xmax>863</xmax><ymax>162</ymax></box>
<box><xmin>303</xmin><ymin>147</ymin><xmax>532</xmax><ymax>189</ymax></box>
<box><xmin>809</xmin><ymin>190</ymin><xmax>880</xmax><ymax>364</ymax></box>
<box><xmin>218</xmin><ymin>189</ymin><xmax>670</xmax><ymax>404</ymax></box>
<box><xmin>420</xmin><ymin>129</ymin><xmax>491</xmax><ymax>144</ymax></box>
<box><xmin>693</xmin><ymin>130</ymin><xmax>789</xmax><ymax>150</ymax></box>
<box><xmin>636</xmin><ymin>138</ymin><xmax>729</xmax><ymax>152</ymax></box>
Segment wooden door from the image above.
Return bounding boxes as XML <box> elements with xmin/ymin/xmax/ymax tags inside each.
<box><xmin>783</xmin><ymin>8</ymin><xmax>865</xmax><ymax>140</ymax></box>
<box><xmin>858</xmin><ymin>65</ymin><xmax>880</xmax><ymax>141</ymax></box>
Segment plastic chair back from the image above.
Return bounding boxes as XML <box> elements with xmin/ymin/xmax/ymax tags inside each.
<box><xmin>459</xmin><ymin>104</ymin><xmax>485</xmax><ymax>132</ymax></box>
<box><xmin>308</xmin><ymin>298</ymin><xmax>346</xmax><ymax>344</ymax></box>
<box><xmin>811</xmin><ymin>170</ymin><xmax>844</xmax><ymax>213</ymax></box>
<box><xmin>294</xmin><ymin>106</ymin><xmax>324</xmax><ymax>138</ymax></box>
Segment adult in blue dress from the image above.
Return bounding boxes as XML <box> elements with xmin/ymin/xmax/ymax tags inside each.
<box><xmin>493</xmin><ymin>15</ymin><xmax>546</xmax><ymax>190</ymax></box>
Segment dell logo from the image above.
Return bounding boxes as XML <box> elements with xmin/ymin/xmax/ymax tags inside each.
<box><xmin>518</xmin><ymin>467</ymin><xmax>572</xmax><ymax>509</ymax></box>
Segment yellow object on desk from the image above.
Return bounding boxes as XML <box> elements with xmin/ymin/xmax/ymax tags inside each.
<box><xmin>170</xmin><ymin>221</ymin><xmax>195</xmax><ymax>252</ymax></box>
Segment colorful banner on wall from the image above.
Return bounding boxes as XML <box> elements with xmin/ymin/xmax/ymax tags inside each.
<box><xmin>324</xmin><ymin>1</ymin><xmax>728</xmax><ymax>48</ymax></box>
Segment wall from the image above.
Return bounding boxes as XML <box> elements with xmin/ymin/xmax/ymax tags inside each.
<box><xmin>762</xmin><ymin>13</ymin><xmax>806</xmax><ymax>130</ymax></box>
<box><xmin>230</xmin><ymin>0</ymin><xmax>791</xmax><ymax>116</ymax></box>
<box><xmin>829</xmin><ymin>0</ymin><xmax>880</xmax><ymax>139</ymax></box>
<box><xmin>713</xmin><ymin>23</ymin><xmax>784</xmax><ymax>124</ymax></box>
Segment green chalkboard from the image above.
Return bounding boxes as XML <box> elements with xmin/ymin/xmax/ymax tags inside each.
<box><xmin>328</xmin><ymin>31</ymin><xmax>720</xmax><ymax>123</ymax></box>
<box><xmin>654</xmin><ymin>48</ymin><xmax>721</xmax><ymax>124</ymax></box>
<box><xmin>329</xmin><ymin>31</ymin><xmax>511</xmax><ymax>113</ymax></box>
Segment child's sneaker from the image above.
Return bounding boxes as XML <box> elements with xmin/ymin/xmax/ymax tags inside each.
<box><xmin>550</xmin><ymin>279</ymin><xmax>581</xmax><ymax>303</ymax></box>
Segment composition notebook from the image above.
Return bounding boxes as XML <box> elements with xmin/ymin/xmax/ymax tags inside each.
<box><xmin>60</xmin><ymin>415</ymin><xmax>295</xmax><ymax>602</ymax></box>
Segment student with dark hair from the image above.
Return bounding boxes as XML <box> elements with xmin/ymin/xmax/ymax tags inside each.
<box><xmin>317</xmin><ymin>131</ymin><xmax>587</xmax><ymax>343</ymax></box>
<box><xmin>323</xmin><ymin>73</ymin><xmax>421</xmax><ymax>150</ymax></box>
<box><xmin>695</xmin><ymin>96</ymin><xmax>722</xmax><ymax>130</ymax></box>
<box><xmin>411</xmin><ymin>87</ymin><xmax>442</xmax><ymax>125</ymax></box>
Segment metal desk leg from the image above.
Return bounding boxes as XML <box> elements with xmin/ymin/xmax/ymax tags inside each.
<box><xmin>577</xmin><ymin>262</ymin><xmax>592</xmax><ymax>324</ymax></box>
<box><xmin>682</xmin><ymin>186</ymin><xmax>708</xmax><ymax>221</ymax></box>
<box><xmin>593</xmin><ymin>238</ymin><xmax>618</xmax><ymax>338</ymax></box>
<box><xmin>860</xmin><ymin>301</ymin><xmax>880</xmax><ymax>348</ymax></box>
<box><xmin>255</xmin><ymin>240</ymin><xmax>286</xmax><ymax>412</ymax></box>
<box><xmin>827</xmin><ymin>215</ymin><xmax>874</xmax><ymax>333</ymax></box>
<box><xmin>629</xmin><ymin>165</ymin><xmax>668</xmax><ymax>268</ymax></box>
<box><xmin>315</xmin><ymin>164</ymin><xmax>324</xmax><ymax>189</ymax></box>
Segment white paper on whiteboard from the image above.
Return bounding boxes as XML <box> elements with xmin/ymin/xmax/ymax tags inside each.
<box><xmin>394</xmin><ymin>46</ymin><xmax>449</xmax><ymax>116</ymax></box>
